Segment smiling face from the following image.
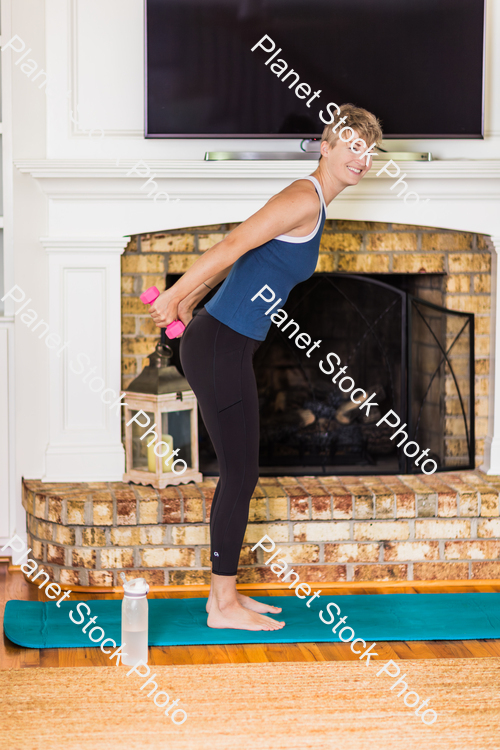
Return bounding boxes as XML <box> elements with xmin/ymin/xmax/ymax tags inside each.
<box><xmin>320</xmin><ymin>130</ymin><xmax>374</xmax><ymax>187</ymax></box>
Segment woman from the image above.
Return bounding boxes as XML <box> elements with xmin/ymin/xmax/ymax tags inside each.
<box><xmin>150</xmin><ymin>104</ymin><xmax>383</xmax><ymax>631</ymax></box>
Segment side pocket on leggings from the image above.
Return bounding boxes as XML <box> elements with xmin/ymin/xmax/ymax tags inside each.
<box><xmin>214</xmin><ymin>348</ymin><xmax>243</xmax><ymax>412</ymax></box>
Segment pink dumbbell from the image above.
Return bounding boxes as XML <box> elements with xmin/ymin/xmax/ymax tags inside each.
<box><xmin>140</xmin><ymin>286</ymin><xmax>186</xmax><ymax>339</ymax></box>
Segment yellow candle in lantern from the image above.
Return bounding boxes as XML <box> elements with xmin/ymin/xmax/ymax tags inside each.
<box><xmin>147</xmin><ymin>434</ymin><xmax>174</xmax><ymax>472</ymax></box>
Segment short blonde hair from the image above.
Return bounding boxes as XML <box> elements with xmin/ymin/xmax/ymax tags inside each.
<box><xmin>321</xmin><ymin>103</ymin><xmax>383</xmax><ymax>157</ymax></box>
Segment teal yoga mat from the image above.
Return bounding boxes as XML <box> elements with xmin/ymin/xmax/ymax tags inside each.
<box><xmin>4</xmin><ymin>593</ymin><xmax>500</xmax><ymax>648</ymax></box>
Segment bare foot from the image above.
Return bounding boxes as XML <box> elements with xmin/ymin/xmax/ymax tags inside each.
<box><xmin>236</xmin><ymin>592</ymin><xmax>283</xmax><ymax>614</ymax></box>
<box><xmin>207</xmin><ymin>599</ymin><xmax>285</xmax><ymax>631</ymax></box>
<box><xmin>206</xmin><ymin>590</ymin><xmax>282</xmax><ymax>614</ymax></box>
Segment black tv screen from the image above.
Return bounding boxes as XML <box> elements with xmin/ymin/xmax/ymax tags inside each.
<box><xmin>145</xmin><ymin>0</ymin><xmax>485</xmax><ymax>139</ymax></box>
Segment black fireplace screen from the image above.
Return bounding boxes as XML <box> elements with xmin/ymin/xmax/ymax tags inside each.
<box><xmin>175</xmin><ymin>273</ymin><xmax>474</xmax><ymax>476</ymax></box>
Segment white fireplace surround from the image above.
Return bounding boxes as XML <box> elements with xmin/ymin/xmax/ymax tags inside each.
<box><xmin>2</xmin><ymin>0</ymin><xmax>500</xmax><ymax>544</ymax></box>
<box><xmin>12</xmin><ymin>159</ymin><xmax>500</xmax><ymax>482</ymax></box>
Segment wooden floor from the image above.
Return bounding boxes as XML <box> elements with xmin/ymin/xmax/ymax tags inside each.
<box><xmin>2</xmin><ymin>562</ymin><xmax>500</xmax><ymax>669</ymax></box>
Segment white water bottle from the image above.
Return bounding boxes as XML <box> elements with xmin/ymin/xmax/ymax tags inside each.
<box><xmin>120</xmin><ymin>573</ymin><xmax>149</xmax><ymax>666</ymax></box>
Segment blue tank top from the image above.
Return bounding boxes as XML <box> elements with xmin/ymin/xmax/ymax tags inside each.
<box><xmin>205</xmin><ymin>175</ymin><xmax>327</xmax><ymax>341</ymax></box>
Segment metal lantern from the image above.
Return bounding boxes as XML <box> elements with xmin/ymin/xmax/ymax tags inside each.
<box><xmin>123</xmin><ymin>341</ymin><xmax>202</xmax><ymax>488</ymax></box>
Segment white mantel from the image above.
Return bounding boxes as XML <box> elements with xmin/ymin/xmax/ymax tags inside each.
<box><xmin>10</xmin><ymin>155</ymin><xmax>500</xmax><ymax>483</ymax></box>
<box><xmin>14</xmin><ymin>158</ymin><xmax>500</xmax><ymax>238</ymax></box>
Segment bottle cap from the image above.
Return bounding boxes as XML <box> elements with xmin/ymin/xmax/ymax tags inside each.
<box><xmin>122</xmin><ymin>576</ymin><xmax>150</xmax><ymax>598</ymax></box>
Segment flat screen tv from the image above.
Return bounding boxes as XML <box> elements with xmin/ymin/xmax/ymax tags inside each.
<box><xmin>145</xmin><ymin>0</ymin><xmax>485</xmax><ymax>139</ymax></box>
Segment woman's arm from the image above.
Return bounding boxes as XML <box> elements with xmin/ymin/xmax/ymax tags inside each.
<box><xmin>150</xmin><ymin>183</ymin><xmax>320</xmax><ymax>328</ymax></box>
<box><xmin>176</xmin><ymin>265</ymin><xmax>233</xmax><ymax>326</ymax></box>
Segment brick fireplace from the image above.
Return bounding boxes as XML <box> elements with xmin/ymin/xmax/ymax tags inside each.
<box><xmin>122</xmin><ymin>220</ymin><xmax>492</xmax><ymax>468</ymax></box>
<box><xmin>20</xmin><ymin>219</ymin><xmax>500</xmax><ymax>588</ymax></box>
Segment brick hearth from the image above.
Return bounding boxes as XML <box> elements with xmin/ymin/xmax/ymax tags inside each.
<box><xmin>22</xmin><ymin>470</ymin><xmax>500</xmax><ymax>588</ymax></box>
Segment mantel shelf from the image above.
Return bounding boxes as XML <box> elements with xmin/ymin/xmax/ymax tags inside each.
<box><xmin>12</xmin><ymin>159</ymin><xmax>500</xmax><ymax>237</ymax></box>
<box><xmin>14</xmin><ymin>158</ymin><xmax>500</xmax><ymax>181</ymax></box>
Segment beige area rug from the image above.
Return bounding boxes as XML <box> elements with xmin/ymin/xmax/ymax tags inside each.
<box><xmin>1</xmin><ymin>659</ymin><xmax>499</xmax><ymax>750</ymax></box>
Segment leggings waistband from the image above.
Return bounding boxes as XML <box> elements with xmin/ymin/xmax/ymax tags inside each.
<box><xmin>196</xmin><ymin>307</ymin><xmax>262</xmax><ymax>351</ymax></box>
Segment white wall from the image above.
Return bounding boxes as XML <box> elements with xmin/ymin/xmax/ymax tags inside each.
<box><xmin>45</xmin><ymin>0</ymin><xmax>500</xmax><ymax>161</ymax></box>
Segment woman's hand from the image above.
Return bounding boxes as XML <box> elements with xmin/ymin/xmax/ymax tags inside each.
<box><xmin>149</xmin><ymin>289</ymin><xmax>181</xmax><ymax>328</ymax></box>
<box><xmin>177</xmin><ymin>297</ymin><xmax>197</xmax><ymax>328</ymax></box>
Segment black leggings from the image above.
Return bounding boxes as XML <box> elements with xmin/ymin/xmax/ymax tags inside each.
<box><xmin>179</xmin><ymin>308</ymin><xmax>261</xmax><ymax>576</ymax></box>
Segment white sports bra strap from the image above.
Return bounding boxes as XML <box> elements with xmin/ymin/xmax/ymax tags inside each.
<box><xmin>275</xmin><ymin>175</ymin><xmax>326</xmax><ymax>244</ymax></box>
